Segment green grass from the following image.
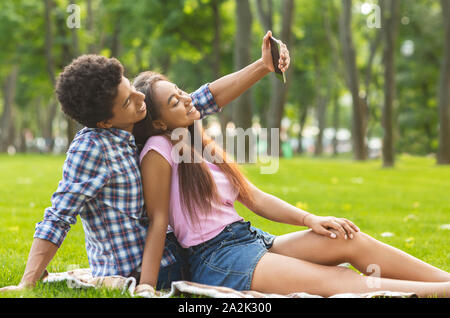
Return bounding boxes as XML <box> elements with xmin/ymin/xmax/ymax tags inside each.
<box><xmin>0</xmin><ymin>153</ymin><xmax>449</xmax><ymax>298</ymax></box>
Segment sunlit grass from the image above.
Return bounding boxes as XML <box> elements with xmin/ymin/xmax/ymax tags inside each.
<box><xmin>0</xmin><ymin>153</ymin><xmax>449</xmax><ymax>297</ymax></box>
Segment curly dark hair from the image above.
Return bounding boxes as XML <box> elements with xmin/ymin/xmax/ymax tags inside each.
<box><xmin>55</xmin><ymin>54</ymin><xmax>124</xmax><ymax>128</ymax></box>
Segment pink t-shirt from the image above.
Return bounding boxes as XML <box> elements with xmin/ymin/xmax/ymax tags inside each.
<box><xmin>139</xmin><ymin>135</ymin><xmax>243</xmax><ymax>248</ymax></box>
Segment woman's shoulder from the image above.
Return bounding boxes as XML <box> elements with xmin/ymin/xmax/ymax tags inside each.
<box><xmin>140</xmin><ymin>135</ymin><xmax>174</xmax><ymax>165</ymax></box>
<box><xmin>145</xmin><ymin>135</ymin><xmax>173</xmax><ymax>148</ymax></box>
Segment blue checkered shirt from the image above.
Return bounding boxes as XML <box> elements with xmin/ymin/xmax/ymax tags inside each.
<box><xmin>34</xmin><ymin>84</ymin><xmax>221</xmax><ymax>277</ymax></box>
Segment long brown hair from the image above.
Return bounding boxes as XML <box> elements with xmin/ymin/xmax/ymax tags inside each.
<box><xmin>132</xmin><ymin>71</ymin><xmax>255</xmax><ymax>224</ymax></box>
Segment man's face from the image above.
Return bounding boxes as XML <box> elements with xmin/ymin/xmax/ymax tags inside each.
<box><xmin>97</xmin><ymin>76</ymin><xmax>147</xmax><ymax>132</ymax></box>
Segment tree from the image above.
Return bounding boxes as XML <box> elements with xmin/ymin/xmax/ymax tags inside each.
<box><xmin>265</xmin><ymin>0</ymin><xmax>295</xmax><ymax>155</ymax></box>
<box><xmin>0</xmin><ymin>66</ymin><xmax>19</xmax><ymax>152</ymax></box>
<box><xmin>0</xmin><ymin>1</ymin><xmax>23</xmax><ymax>152</ymax></box>
<box><xmin>323</xmin><ymin>0</ymin><xmax>347</xmax><ymax>157</ymax></box>
<box><xmin>437</xmin><ymin>0</ymin><xmax>450</xmax><ymax>164</ymax></box>
<box><xmin>339</xmin><ymin>0</ymin><xmax>367</xmax><ymax>160</ymax></box>
<box><xmin>381</xmin><ymin>0</ymin><xmax>401</xmax><ymax>167</ymax></box>
<box><xmin>231</xmin><ymin>0</ymin><xmax>253</xmax><ymax>161</ymax></box>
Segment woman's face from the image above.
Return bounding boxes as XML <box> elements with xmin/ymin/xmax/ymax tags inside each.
<box><xmin>152</xmin><ymin>80</ymin><xmax>201</xmax><ymax>131</ymax></box>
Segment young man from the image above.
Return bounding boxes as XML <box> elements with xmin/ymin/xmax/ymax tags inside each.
<box><xmin>0</xmin><ymin>31</ymin><xmax>290</xmax><ymax>292</ymax></box>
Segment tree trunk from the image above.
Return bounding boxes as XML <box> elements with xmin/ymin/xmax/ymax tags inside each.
<box><xmin>381</xmin><ymin>0</ymin><xmax>401</xmax><ymax>167</ymax></box>
<box><xmin>297</xmin><ymin>106</ymin><xmax>308</xmax><ymax>154</ymax></box>
<box><xmin>232</xmin><ymin>0</ymin><xmax>253</xmax><ymax>162</ymax></box>
<box><xmin>211</xmin><ymin>0</ymin><xmax>222</xmax><ymax>80</ymax></box>
<box><xmin>363</xmin><ymin>10</ymin><xmax>383</xmax><ymax>156</ymax></box>
<box><xmin>332</xmin><ymin>91</ymin><xmax>340</xmax><ymax>156</ymax></box>
<box><xmin>111</xmin><ymin>23</ymin><xmax>121</xmax><ymax>57</ymax></box>
<box><xmin>314</xmin><ymin>93</ymin><xmax>327</xmax><ymax>156</ymax></box>
<box><xmin>66</xmin><ymin>0</ymin><xmax>84</xmax><ymax>145</ymax></box>
<box><xmin>266</xmin><ymin>0</ymin><xmax>295</xmax><ymax>155</ymax></box>
<box><xmin>313</xmin><ymin>59</ymin><xmax>331</xmax><ymax>157</ymax></box>
<box><xmin>44</xmin><ymin>0</ymin><xmax>57</xmax><ymax>152</ymax></box>
<box><xmin>339</xmin><ymin>0</ymin><xmax>367</xmax><ymax>160</ymax></box>
<box><xmin>86</xmin><ymin>0</ymin><xmax>96</xmax><ymax>53</ymax></box>
<box><xmin>211</xmin><ymin>0</ymin><xmax>231</xmax><ymax>150</ymax></box>
<box><xmin>256</xmin><ymin>0</ymin><xmax>273</xmax><ymax>31</ymax></box>
<box><xmin>322</xmin><ymin>2</ymin><xmax>343</xmax><ymax>157</ymax></box>
<box><xmin>44</xmin><ymin>0</ymin><xmax>55</xmax><ymax>87</ymax></box>
<box><xmin>364</xmin><ymin>28</ymin><xmax>382</xmax><ymax>128</ymax></box>
<box><xmin>438</xmin><ymin>0</ymin><xmax>450</xmax><ymax>164</ymax></box>
<box><xmin>0</xmin><ymin>66</ymin><xmax>19</xmax><ymax>152</ymax></box>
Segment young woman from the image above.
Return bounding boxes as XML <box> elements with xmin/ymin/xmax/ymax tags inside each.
<box><xmin>131</xmin><ymin>74</ymin><xmax>450</xmax><ymax>297</ymax></box>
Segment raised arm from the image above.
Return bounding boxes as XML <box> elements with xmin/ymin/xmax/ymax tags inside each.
<box><xmin>209</xmin><ymin>30</ymin><xmax>290</xmax><ymax>108</ymax></box>
<box><xmin>138</xmin><ymin>150</ymin><xmax>172</xmax><ymax>289</ymax></box>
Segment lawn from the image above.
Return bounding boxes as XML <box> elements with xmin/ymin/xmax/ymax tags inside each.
<box><xmin>0</xmin><ymin>153</ymin><xmax>449</xmax><ymax>298</ymax></box>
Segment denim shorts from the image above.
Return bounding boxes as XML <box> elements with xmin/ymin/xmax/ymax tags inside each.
<box><xmin>186</xmin><ymin>220</ymin><xmax>276</xmax><ymax>291</ymax></box>
<box><xmin>130</xmin><ymin>232</ymin><xmax>190</xmax><ymax>290</ymax></box>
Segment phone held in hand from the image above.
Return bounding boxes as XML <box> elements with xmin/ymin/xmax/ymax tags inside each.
<box><xmin>269</xmin><ymin>36</ymin><xmax>286</xmax><ymax>84</ymax></box>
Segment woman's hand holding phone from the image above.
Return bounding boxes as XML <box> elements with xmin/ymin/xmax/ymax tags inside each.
<box><xmin>261</xmin><ymin>30</ymin><xmax>290</xmax><ymax>82</ymax></box>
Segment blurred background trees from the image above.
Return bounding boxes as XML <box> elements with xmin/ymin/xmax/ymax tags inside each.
<box><xmin>0</xmin><ymin>0</ymin><xmax>449</xmax><ymax>166</ymax></box>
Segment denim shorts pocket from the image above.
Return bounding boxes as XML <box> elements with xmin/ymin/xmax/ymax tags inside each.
<box><xmin>204</xmin><ymin>241</ymin><xmax>256</xmax><ymax>275</ymax></box>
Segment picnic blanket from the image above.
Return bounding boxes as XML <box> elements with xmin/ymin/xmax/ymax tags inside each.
<box><xmin>42</xmin><ymin>268</ymin><xmax>417</xmax><ymax>298</ymax></box>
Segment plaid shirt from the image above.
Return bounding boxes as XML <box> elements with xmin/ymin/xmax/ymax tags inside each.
<box><xmin>34</xmin><ymin>84</ymin><xmax>221</xmax><ymax>277</ymax></box>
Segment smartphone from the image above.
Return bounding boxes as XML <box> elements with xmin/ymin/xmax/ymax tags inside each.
<box><xmin>269</xmin><ymin>36</ymin><xmax>286</xmax><ymax>83</ymax></box>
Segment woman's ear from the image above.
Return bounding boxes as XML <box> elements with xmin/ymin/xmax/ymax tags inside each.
<box><xmin>96</xmin><ymin>120</ymin><xmax>113</xmax><ymax>129</ymax></box>
<box><xmin>152</xmin><ymin>119</ymin><xmax>167</xmax><ymax>131</ymax></box>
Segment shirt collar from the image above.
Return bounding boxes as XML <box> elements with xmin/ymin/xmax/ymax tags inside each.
<box><xmin>80</xmin><ymin>127</ymin><xmax>136</xmax><ymax>145</ymax></box>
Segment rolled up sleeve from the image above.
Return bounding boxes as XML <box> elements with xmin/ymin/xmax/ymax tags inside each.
<box><xmin>190</xmin><ymin>83</ymin><xmax>222</xmax><ymax>119</ymax></box>
<box><xmin>34</xmin><ymin>139</ymin><xmax>110</xmax><ymax>247</ymax></box>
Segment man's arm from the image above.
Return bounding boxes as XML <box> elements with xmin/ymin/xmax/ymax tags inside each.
<box><xmin>0</xmin><ymin>239</ymin><xmax>57</xmax><ymax>292</ymax></box>
<box><xmin>209</xmin><ymin>30</ymin><xmax>290</xmax><ymax>108</ymax></box>
<box><xmin>0</xmin><ymin>138</ymin><xmax>109</xmax><ymax>292</ymax></box>
<box><xmin>20</xmin><ymin>239</ymin><xmax>58</xmax><ymax>287</ymax></box>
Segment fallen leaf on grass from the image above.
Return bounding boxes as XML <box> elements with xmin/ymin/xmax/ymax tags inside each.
<box><xmin>405</xmin><ymin>237</ymin><xmax>415</xmax><ymax>247</ymax></box>
<box><xmin>403</xmin><ymin>214</ymin><xmax>417</xmax><ymax>222</ymax></box>
<box><xmin>296</xmin><ymin>202</ymin><xmax>309</xmax><ymax>210</ymax></box>
<box><xmin>342</xmin><ymin>204</ymin><xmax>352</xmax><ymax>211</ymax></box>
<box><xmin>16</xmin><ymin>177</ymin><xmax>32</xmax><ymax>185</ymax></box>
<box><xmin>350</xmin><ymin>177</ymin><xmax>364</xmax><ymax>184</ymax></box>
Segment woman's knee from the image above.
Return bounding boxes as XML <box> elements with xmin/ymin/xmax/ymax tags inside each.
<box><xmin>343</xmin><ymin>230</ymin><xmax>377</xmax><ymax>260</ymax></box>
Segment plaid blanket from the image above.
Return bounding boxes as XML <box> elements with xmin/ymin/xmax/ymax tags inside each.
<box><xmin>42</xmin><ymin>268</ymin><xmax>417</xmax><ymax>298</ymax></box>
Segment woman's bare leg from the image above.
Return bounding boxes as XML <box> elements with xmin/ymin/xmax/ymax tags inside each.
<box><xmin>251</xmin><ymin>252</ymin><xmax>450</xmax><ymax>297</ymax></box>
<box><xmin>269</xmin><ymin>230</ymin><xmax>450</xmax><ymax>282</ymax></box>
